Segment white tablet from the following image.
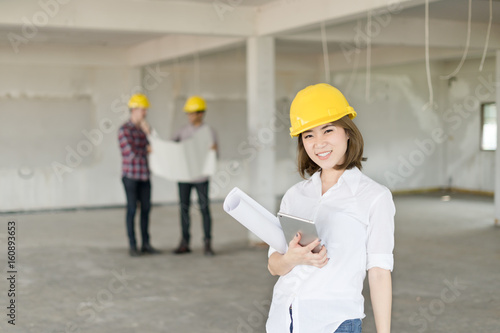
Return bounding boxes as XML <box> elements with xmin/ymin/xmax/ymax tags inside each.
<box><xmin>277</xmin><ymin>212</ymin><xmax>321</xmax><ymax>253</ymax></box>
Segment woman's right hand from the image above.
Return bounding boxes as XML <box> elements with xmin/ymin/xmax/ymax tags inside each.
<box><xmin>284</xmin><ymin>233</ymin><xmax>329</xmax><ymax>268</ymax></box>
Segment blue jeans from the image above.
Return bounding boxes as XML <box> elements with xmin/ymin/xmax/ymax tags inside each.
<box><xmin>334</xmin><ymin>319</ymin><xmax>362</xmax><ymax>333</ymax></box>
<box><xmin>178</xmin><ymin>181</ymin><xmax>212</xmax><ymax>242</ymax></box>
<box><xmin>122</xmin><ymin>177</ymin><xmax>151</xmax><ymax>249</ymax></box>
<box><xmin>289</xmin><ymin>307</ymin><xmax>362</xmax><ymax>333</ymax></box>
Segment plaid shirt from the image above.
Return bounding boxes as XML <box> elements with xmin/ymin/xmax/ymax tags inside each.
<box><xmin>118</xmin><ymin>121</ymin><xmax>150</xmax><ymax>181</ymax></box>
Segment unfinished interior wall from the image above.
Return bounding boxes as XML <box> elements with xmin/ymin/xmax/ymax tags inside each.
<box><xmin>330</xmin><ymin>61</ymin><xmax>446</xmax><ymax>191</ymax></box>
<box><xmin>331</xmin><ymin>56</ymin><xmax>496</xmax><ymax>194</ymax></box>
<box><xmin>441</xmin><ymin>57</ymin><xmax>496</xmax><ymax>192</ymax></box>
<box><xmin>0</xmin><ymin>45</ymin><xmax>140</xmax><ymax>212</ymax></box>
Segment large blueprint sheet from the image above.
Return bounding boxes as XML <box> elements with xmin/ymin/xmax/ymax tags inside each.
<box><xmin>148</xmin><ymin>126</ymin><xmax>217</xmax><ymax>182</ymax></box>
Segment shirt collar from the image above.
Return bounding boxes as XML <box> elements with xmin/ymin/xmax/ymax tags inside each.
<box><xmin>342</xmin><ymin>167</ymin><xmax>362</xmax><ymax>195</ymax></box>
<box><xmin>310</xmin><ymin>167</ymin><xmax>362</xmax><ymax>196</ymax></box>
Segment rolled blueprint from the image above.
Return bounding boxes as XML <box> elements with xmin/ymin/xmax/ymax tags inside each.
<box><xmin>223</xmin><ymin>187</ymin><xmax>287</xmax><ymax>254</ymax></box>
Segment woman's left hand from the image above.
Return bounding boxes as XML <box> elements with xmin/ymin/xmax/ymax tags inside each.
<box><xmin>268</xmin><ymin>233</ymin><xmax>329</xmax><ymax>276</ymax></box>
<box><xmin>284</xmin><ymin>233</ymin><xmax>329</xmax><ymax>268</ymax></box>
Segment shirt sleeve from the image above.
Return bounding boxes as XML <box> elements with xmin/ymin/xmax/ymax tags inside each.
<box><xmin>210</xmin><ymin>126</ymin><xmax>220</xmax><ymax>158</ymax></box>
<box><xmin>366</xmin><ymin>188</ymin><xmax>395</xmax><ymax>271</ymax></box>
<box><xmin>268</xmin><ymin>191</ymin><xmax>290</xmax><ymax>258</ymax></box>
<box><xmin>118</xmin><ymin>126</ymin><xmax>136</xmax><ymax>162</ymax></box>
<box><xmin>268</xmin><ymin>246</ymin><xmax>278</xmax><ymax>258</ymax></box>
<box><xmin>171</xmin><ymin>129</ymin><xmax>181</xmax><ymax>142</ymax></box>
<box><xmin>210</xmin><ymin>126</ymin><xmax>218</xmax><ymax>146</ymax></box>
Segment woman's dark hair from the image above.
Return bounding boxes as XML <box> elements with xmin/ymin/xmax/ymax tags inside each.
<box><xmin>297</xmin><ymin>116</ymin><xmax>366</xmax><ymax>178</ymax></box>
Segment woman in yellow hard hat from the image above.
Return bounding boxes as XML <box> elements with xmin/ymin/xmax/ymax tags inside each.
<box><xmin>266</xmin><ymin>84</ymin><xmax>394</xmax><ymax>333</ymax></box>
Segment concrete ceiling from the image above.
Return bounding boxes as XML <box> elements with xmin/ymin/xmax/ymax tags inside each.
<box><xmin>0</xmin><ymin>26</ymin><xmax>166</xmax><ymax>47</ymax></box>
<box><xmin>276</xmin><ymin>0</ymin><xmax>500</xmax><ymax>57</ymax></box>
<box><xmin>399</xmin><ymin>0</ymin><xmax>500</xmax><ymax>23</ymax></box>
<box><xmin>280</xmin><ymin>0</ymin><xmax>500</xmax><ymax>38</ymax></box>
<box><xmin>0</xmin><ymin>0</ymin><xmax>272</xmax><ymax>46</ymax></box>
<box><xmin>149</xmin><ymin>0</ymin><xmax>276</xmax><ymax>6</ymax></box>
<box><xmin>0</xmin><ymin>0</ymin><xmax>498</xmax><ymax>65</ymax></box>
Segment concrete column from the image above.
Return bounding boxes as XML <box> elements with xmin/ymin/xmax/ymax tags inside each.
<box><xmin>246</xmin><ymin>36</ymin><xmax>276</xmax><ymax>242</ymax></box>
<box><xmin>495</xmin><ymin>50</ymin><xmax>500</xmax><ymax>226</ymax></box>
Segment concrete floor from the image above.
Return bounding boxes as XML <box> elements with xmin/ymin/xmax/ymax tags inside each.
<box><xmin>0</xmin><ymin>192</ymin><xmax>499</xmax><ymax>332</ymax></box>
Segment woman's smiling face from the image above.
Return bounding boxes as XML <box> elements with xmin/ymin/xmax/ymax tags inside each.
<box><xmin>301</xmin><ymin>122</ymin><xmax>349</xmax><ymax>171</ymax></box>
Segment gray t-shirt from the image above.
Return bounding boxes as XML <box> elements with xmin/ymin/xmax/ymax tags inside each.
<box><xmin>172</xmin><ymin>123</ymin><xmax>218</xmax><ymax>183</ymax></box>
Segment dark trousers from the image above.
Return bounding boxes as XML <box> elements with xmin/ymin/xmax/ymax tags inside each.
<box><xmin>122</xmin><ymin>177</ymin><xmax>151</xmax><ymax>249</ymax></box>
<box><xmin>178</xmin><ymin>181</ymin><xmax>212</xmax><ymax>243</ymax></box>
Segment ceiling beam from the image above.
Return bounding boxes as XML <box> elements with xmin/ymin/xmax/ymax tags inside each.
<box><xmin>128</xmin><ymin>35</ymin><xmax>244</xmax><ymax>67</ymax></box>
<box><xmin>0</xmin><ymin>0</ymin><xmax>256</xmax><ymax>37</ymax></box>
<box><xmin>256</xmin><ymin>0</ymin><xmax>445</xmax><ymax>36</ymax></box>
<box><xmin>326</xmin><ymin>46</ymin><xmax>478</xmax><ymax>73</ymax></box>
<box><xmin>279</xmin><ymin>17</ymin><xmax>500</xmax><ymax>49</ymax></box>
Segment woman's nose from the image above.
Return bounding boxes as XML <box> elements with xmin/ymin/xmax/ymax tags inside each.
<box><xmin>314</xmin><ymin>137</ymin><xmax>326</xmax><ymax>148</ymax></box>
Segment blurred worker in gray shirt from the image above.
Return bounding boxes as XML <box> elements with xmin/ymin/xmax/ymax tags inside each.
<box><xmin>172</xmin><ymin>96</ymin><xmax>218</xmax><ymax>256</ymax></box>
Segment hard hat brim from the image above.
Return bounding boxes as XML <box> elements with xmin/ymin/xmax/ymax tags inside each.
<box><xmin>183</xmin><ymin>108</ymin><xmax>206</xmax><ymax>113</ymax></box>
<box><xmin>128</xmin><ymin>104</ymin><xmax>149</xmax><ymax>109</ymax></box>
<box><xmin>289</xmin><ymin>110</ymin><xmax>357</xmax><ymax>137</ymax></box>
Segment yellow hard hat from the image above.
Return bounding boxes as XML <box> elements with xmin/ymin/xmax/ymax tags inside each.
<box><xmin>128</xmin><ymin>94</ymin><xmax>150</xmax><ymax>109</ymax></box>
<box><xmin>289</xmin><ymin>83</ymin><xmax>357</xmax><ymax>137</ymax></box>
<box><xmin>184</xmin><ymin>96</ymin><xmax>206</xmax><ymax>113</ymax></box>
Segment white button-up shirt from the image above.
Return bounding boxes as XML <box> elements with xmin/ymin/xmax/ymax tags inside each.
<box><xmin>267</xmin><ymin>167</ymin><xmax>395</xmax><ymax>333</ymax></box>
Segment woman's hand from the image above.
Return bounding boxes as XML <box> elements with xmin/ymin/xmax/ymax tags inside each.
<box><xmin>284</xmin><ymin>233</ymin><xmax>328</xmax><ymax>268</ymax></box>
<box><xmin>268</xmin><ymin>233</ymin><xmax>329</xmax><ymax>276</ymax></box>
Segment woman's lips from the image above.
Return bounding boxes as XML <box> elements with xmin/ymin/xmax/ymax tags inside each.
<box><xmin>316</xmin><ymin>150</ymin><xmax>332</xmax><ymax>160</ymax></box>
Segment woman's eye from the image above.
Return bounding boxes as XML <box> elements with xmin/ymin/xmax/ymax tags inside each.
<box><xmin>304</xmin><ymin>134</ymin><xmax>312</xmax><ymax>139</ymax></box>
<box><xmin>324</xmin><ymin>129</ymin><xmax>333</xmax><ymax>134</ymax></box>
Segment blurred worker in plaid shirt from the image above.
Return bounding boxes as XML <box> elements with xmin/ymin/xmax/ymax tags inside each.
<box><xmin>118</xmin><ymin>94</ymin><xmax>160</xmax><ymax>257</ymax></box>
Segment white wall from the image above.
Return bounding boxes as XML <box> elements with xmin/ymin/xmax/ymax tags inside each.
<box><xmin>441</xmin><ymin>58</ymin><xmax>496</xmax><ymax>192</ymax></box>
<box><xmin>332</xmin><ymin>56</ymin><xmax>496</xmax><ymax>193</ymax></box>
<box><xmin>0</xmin><ymin>45</ymin><xmax>141</xmax><ymax>212</ymax></box>
<box><xmin>332</xmin><ymin>61</ymin><xmax>447</xmax><ymax>191</ymax></box>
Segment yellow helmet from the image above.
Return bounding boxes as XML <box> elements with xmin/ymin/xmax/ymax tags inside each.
<box><xmin>289</xmin><ymin>83</ymin><xmax>356</xmax><ymax>137</ymax></box>
<box><xmin>184</xmin><ymin>96</ymin><xmax>206</xmax><ymax>113</ymax></box>
<box><xmin>128</xmin><ymin>94</ymin><xmax>150</xmax><ymax>109</ymax></box>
